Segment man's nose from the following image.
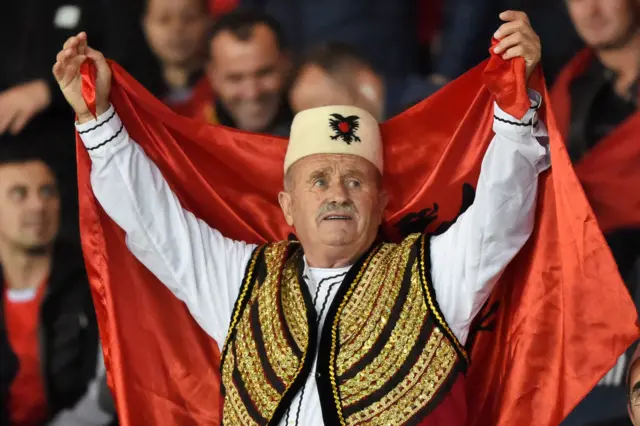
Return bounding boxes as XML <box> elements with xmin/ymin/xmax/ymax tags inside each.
<box><xmin>25</xmin><ymin>194</ymin><xmax>48</xmax><ymax>211</ymax></box>
<box><xmin>327</xmin><ymin>182</ymin><xmax>349</xmax><ymax>203</ymax></box>
<box><xmin>241</xmin><ymin>80</ymin><xmax>260</xmax><ymax>101</ymax></box>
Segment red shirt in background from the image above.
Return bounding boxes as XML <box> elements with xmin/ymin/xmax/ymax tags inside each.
<box><xmin>208</xmin><ymin>0</ymin><xmax>238</xmax><ymax>16</ymax></box>
<box><xmin>4</xmin><ymin>280</ymin><xmax>48</xmax><ymax>426</ymax></box>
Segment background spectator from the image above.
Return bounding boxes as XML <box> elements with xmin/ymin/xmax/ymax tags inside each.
<box><xmin>142</xmin><ymin>0</ymin><xmax>212</xmax><ymax>113</ymax></box>
<box><xmin>552</xmin><ymin>0</ymin><xmax>639</xmax><ymax>424</ymax></box>
<box><xmin>290</xmin><ymin>42</ymin><xmax>440</xmax><ymax>120</ymax></box>
<box><xmin>202</xmin><ymin>10</ymin><xmax>293</xmax><ymax>136</ymax></box>
<box><xmin>0</xmin><ymin>143</ymin><xmax>114</xmax><ymax>425</ymax></box>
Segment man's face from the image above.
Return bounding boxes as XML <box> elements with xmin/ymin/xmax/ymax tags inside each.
<box><xmin>290</xmin><ymin>64</ymin><xmax>356</xmax><ymax>114</ymax></box>
<box><xmin>278</xmin><ymin>154</ymin><xmax>387</xmax><ymax>261</ymax></box>
<box><xmin>566</xmin><ymin>0</ymin><xmax>639</xmax><ymax>49</ymax></box>
<box><xmin>630</xmin><ymin>359</ymin><xmax>640</xmax><ymax>424</ymax></box>
<box><xmin>144</xmin><ymin>0</ymin><xmax>209</xmax><ymax>67</ymax></box>
<box><xmin>0</xmin><ymin>161</ymin><xmax>60</xmax><ymax>252</ymax></box>
<box><xmin>208</xmin><ymin>24</ymin><xmax>288</xmax><ymax>132</ymax></box>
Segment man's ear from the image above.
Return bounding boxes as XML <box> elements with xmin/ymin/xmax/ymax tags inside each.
<box><xmin>278</xmin><ymin>191</ymin><xmax>294</xmax><ymax>226</ymax></box>
<box><xmin>379</xmin><ymin>189</ymin><xmax>389</xmax><ymax>219</ymax></box>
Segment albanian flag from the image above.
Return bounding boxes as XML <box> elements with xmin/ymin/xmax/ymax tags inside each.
<box><xmin>551</xmin><ymin>48</ymin><xmax>640</xmax><ymax>233</ymax></box>
<box><xmin>76</xmin><ymin>45</ymin><xmax>639</xmax><ymax>425</ymax></box>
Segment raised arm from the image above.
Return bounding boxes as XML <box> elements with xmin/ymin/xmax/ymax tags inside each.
<box><xmin>430</xmin><ymin>93</ymin><xmax>549</xmax><ymax>346</ymax></box>
<box><xmin>54</xmin><ymin>33</ymin><xmax>255</xmax><ymax>344</ymax></box>
<box><xmin>429</xmin><ymin>11</ymin><xmax>549</xmax><ymax>346</ymax></box>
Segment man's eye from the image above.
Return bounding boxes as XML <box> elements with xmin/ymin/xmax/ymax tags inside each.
<box><xmin>313</xmin><ymin>179</ymin><xmax>326</xmax><ymax>187</ymax></box>
<box><xmin>346</xmin><ymin>179</ymin><xmax>361</xmax><ymax>188</ymax></box>
<box><xmin>9</xmin><ymin>187</ymin><xmax>27</xmax><ymax>201</ymax></box>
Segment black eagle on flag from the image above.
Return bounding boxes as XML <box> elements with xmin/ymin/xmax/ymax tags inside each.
<box><xmin>329</xmin><ymin>113</ymin><xmax>361</xmax><ymax>144</ymax></box>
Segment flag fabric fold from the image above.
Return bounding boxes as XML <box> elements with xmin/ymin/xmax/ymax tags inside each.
<box><xmin>76</xmin><ymin>47</ymin><xmax>639</xmax><ymax>426</ymax></box>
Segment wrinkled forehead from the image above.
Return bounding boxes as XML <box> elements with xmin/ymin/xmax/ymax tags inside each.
<box><xmin>291</xmin><ymin>154</ymin><xmax>379</xmax><ymax>178</ymax></box>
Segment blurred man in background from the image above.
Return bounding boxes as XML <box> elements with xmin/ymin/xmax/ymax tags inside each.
<box><xmin>552</xmin><ymin>1</ymin><xmax>639</xmax><ymax>424</ymax></box>
<box><xmin>143</xmin><ymin>0</ymin><xmax>212</xmax><ymax>115</ymax></box>
<box><xmin>290</xmin><ymin>42</ymin><xmax>439</xmax><ymax>121</ymax></box>
<box><xmin>554</xmin><ymin>0</ymin><xmax>639</xmax><ymax>292</ymax></box>
<box><xmin>0</xmin><ymin>143</ymin><xmax>113</xmax><ymax>426</ymax></box>
<box><xmin>202</xmin><ymin>10</ymin><xmax>293</xmax><ymax>136</ymax></box>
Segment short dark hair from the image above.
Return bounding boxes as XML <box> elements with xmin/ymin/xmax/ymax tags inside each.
<box><xmin>208</xmin><ymin>9</ymin><xmax>286</xmax><ymax>51</ymax></box>
<box><xmin>295</xmin><ymin>42</ymin><xmax>371</xmax><ymax>85</ymax></box>
<box><xmin>0</xmin><ymin>134</ymin><xmax>55</xmax><ymax>177</ymax></box>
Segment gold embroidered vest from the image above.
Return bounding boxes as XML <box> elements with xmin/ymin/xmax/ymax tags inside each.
<box><xmin>220</xmin><ymin>233</ymin><xmax>468</xmax><ymax>425</ymax></box>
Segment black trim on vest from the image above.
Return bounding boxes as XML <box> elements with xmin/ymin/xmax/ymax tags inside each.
<box><xmin>220</xmin><ymin>245</ymin><xmax>265</xmax><ymax>397</ymax></box>
<box><xmin>342</xmin><ymin>316</ymin><xmax>435</xmax><ymax>418</ymax></box>
<box><xmin>338</xmin><ymin>245</ymin><xmax>416</xmax><ymax>383</ymax></box>
<box><xmin>231</xmin><ymin>344</ymin><xmax>269</xmax><ymax>425</ymax></box>
<box><xmin>418</xmin><ymin>234</ymin><xmax>469</xmax><ymax>370</ymax></box>
<box><xmin>315</xmin><ymin>243</ymin><xmax>382</xmax><ymax>426</ymax></box>
<box><xmin>267</xmin><ymin>250</ymin><xmax>318</xmax><ymax>426</ymax></box>
<box><xmin>250</xmin><ymin>301</ymin><xmax>286</xmax><ymax>394</ymax></box>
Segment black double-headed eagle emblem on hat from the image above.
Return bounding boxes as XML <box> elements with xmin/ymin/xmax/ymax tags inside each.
<box><xmin>329</xmin><ymin>113</ymin><xmax>361</xmax><ymax>144</ymax></box>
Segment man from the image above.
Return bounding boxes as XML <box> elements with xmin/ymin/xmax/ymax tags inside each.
<box><xmin>551</xmin><ymin>1</ymin><xmax>640</xmax><ymax>424</ymax></box>
<box><xmin>142</xmin><ymin>0</ymin><xmax>212</xmax><ymax>115</ymax></box>
<box><xmin>290</xmin><ymin>42</ymin><xmax>440</xmax><ymax>121</ymax></box>
<box><xmin>553</xmin><ymin>0</ymin><xmax>639</xmax><ymax>279</ymax></box>
<box><xmin>203</xmin><ymin>10</ymin><xmax>293</xmax><ymax>136</ymax></box>
<box><xmin>0</xmin><ymin>143</ymin><xmax>114</xmax><ymax>425</ymax></box>
<box><xmin>55</xmin><ymin>11</ymin><xmax>545</xmax><ymax>425</ymax></box>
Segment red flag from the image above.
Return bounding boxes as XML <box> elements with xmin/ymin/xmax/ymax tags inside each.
<box><xmin>551</xmin><ymin>49</ymin><xmax>640</xmax><ymax>233</ymax></box>
<box><xmin>76</xmin><ymin>47</ymin><xmax>639</xmax><ymax>425</ymax></box>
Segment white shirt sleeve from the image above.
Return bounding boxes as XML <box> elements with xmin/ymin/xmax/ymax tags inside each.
<box><xmin>430</xmin><ymin>91</ymin><xmax>550</xmax><ymax>346</ymax></box>
<box><xmin>76</xmin><ymin>106</ymin><xmax>257</xmax><ymax>345</ymax></box>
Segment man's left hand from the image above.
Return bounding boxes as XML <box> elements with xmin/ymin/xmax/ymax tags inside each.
<box><xmin>493</xmin><ymin>11</ymin><xmax>541</xmax><ymax>81</ymax></box>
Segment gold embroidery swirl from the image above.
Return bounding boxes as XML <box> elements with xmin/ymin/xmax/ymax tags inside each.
<box><xmin>337</xmin><ymin>236</ymin><xmax>418</xmax><ymax>375</ymax></box>
<box><xmin>328</xmin><ymin>247</ymin><xmax>380</xmax><ymax>426</ymax></box>
<box><xmin>344</xmin><ymin>329</ymin><xmax>458</xmax><ymax>425</ymax></box>
<box><xmin>221</xmin><ymin>348</ymin><xmax>258</xmax><ymax>426</ymax></box>
<box><xmin>419</xmin><ymin>235</ymin><xmax>468</xmax><ymax>363</ymax></box>
<box><xmin>221</xmin><ymin>245</ymin><xmax>262</xmax><ymax>371</ymax></box>
<box><xmin>280</xmin><ymin>256</ymin><xmax>309</xmax><ymax>351</ymax></box>
<box><xmin>259</xmin><ymin>243</ymin><xmax>299</xmax><ymax>383</ymax></box>
<box><xmin>340</xmin><ymin>262</ymin><xmax>426</xmax><ymax>405</ymax></box>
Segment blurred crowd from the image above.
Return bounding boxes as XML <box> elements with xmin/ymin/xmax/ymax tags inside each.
<box><xmin>0</xmin><ymin>0</ymin><xmax>637</xmax><ymax>425</ymax></box>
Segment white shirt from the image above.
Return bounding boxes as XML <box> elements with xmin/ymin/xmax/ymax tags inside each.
<box><xmin>76</xmin><ymin>93</ymin><xmax>549</xmax><ymax>425</ymax></box>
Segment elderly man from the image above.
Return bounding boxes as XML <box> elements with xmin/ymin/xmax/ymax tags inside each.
<box><xmin>54</xmin><ymin>10</ymin><xmax>547</xmax><ymax>425</ymax></box>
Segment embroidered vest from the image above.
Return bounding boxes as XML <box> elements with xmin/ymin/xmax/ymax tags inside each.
<box><xmin>220</xmin><ymin>233</ymin><xmax>468</xmax><ymax>425</ymax></box>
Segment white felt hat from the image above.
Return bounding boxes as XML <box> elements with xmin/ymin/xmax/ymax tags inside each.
<box><xmin>284</xmin><ymin>105</ymin><xmax>383</xmax><ymax>173</ymax></box>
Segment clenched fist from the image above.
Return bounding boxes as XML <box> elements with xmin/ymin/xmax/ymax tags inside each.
<box><xmin>492</xmin><ymin>11</ymin><xmax>542</xmax><ymax>81</ymax></box>
<box><xmin>52</xmin><ymin>32</ymin><xmax>112</xmax><ymax>124</ymax></box>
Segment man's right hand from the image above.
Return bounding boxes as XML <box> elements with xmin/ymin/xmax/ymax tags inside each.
<box><xmin>52</xmin><ymin>32</ymin><xmax>112</xmax><ymax>124</ymax></box>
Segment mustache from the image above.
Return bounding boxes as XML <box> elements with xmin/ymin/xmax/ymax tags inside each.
<box><xmin>316</xmin><ymin>201</ymin><xmax>357</xmax><ymax>221</ymax></box>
